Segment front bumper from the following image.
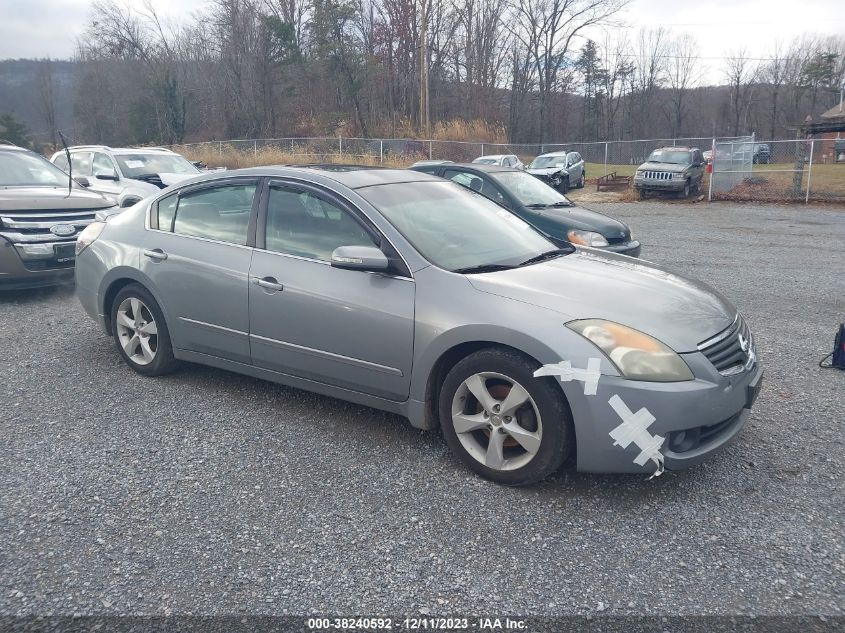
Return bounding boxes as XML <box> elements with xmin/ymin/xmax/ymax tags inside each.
<box><xmin>602</xmin><ymin>240</ymin><xmax>641</xmax><ymax>257</ymax></box>
<box><xmin>563</xmin><ymin>353</ymin><xmax>763</xmax><ymax>474</ymax></box>
<box><xmin>0</xmin><ymin>238</ymin><xmax>75</xmax><ymax>290</ymax></box>
<box><xmin>634</xmin><ymin>178</ymin><xmax>686</xmax><ymax>192</ymax></box>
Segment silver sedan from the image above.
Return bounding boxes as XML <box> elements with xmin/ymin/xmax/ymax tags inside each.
<box><xmin>74</xmin><ymin>166</ymin><xmax>762</xmax><ymax>484</ymax></box>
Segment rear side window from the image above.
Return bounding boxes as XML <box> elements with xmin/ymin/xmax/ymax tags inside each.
<box><xmin>444</xmin><ymin>170</ymin><xmax>507</xmax><ymax>207</ymax></box>
<box><xmin>161</xmin><ymin>184</ymin><xmax>256</xmax><ymax>245</ymax></box>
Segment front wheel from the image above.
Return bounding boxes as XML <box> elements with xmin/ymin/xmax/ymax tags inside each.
<box><xmin>679</xmin><ymin>180</ymin><xmax>691</xmax><ymax>198</ymax></box>
<box><xmin>557</xmin><ymin>177</ymin><xmax>570</xmax><ymax>194</ymax></box>
<box><xmin>577</xmin><ymin>171</ymin><xmax>586</xmax><ymax>188</ymax></box>
<box><xmin>111</xmin><ymin>284</ymin><xmax>178</xmax><ymax>376</ymax></box>
<box><xmin>439</xmin><ymin>348</ymin><xmax>573</xmax><ymax>485</ymax></box>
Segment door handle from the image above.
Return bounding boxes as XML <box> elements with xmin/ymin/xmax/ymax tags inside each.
<box><xmin>143</xmin><ymin>248</ymin><xmax>168</xmax><ymax>261</ymax></box>
<box><xmin>252</xmin><ymin>276</ymin><xmax>284</xmax><ymax>292</ymax></box>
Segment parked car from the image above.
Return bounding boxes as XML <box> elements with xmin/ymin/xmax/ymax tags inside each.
<box><xmin>526</xmin><ymin>151</ymin><xmax>586</xmax><ymax>193</ymax></box>
<box><xmin>51</xmin><ymin>146</ymin><xmax>201</xmax><ymax>208</ymax></box>
<box><xmin>753</xmin><ymin>143</ymin><xmax>771</xmax><ymax>164</ymax></box>
<box><xmin>75</xmin><ymin>166</ymin><xmax>761</xmax><ymax>484</ymax></box>
<box><xmin>0</xmin><ymin>143</ymin><xmax>115</xmax><ymax>289</ymax></box>
<box><xmin>472</xmin><ymin>154</ymin><xmax>524</xmax><ymax>170</ymax></box>
<box><xmin>411</xmin><ymin>163</ymin><xmax>640</xmax><ymax>257</ymax></box>
<box><xmin>633</xmin><ymin>147</ymin><xmax>706</xmax><ymax>198</ymax></box>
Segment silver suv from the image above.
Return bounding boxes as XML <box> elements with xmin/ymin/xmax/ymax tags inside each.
<box><xmin>51</xmin><ymin>146</ymin><xmax>201</xmax><ymax>208</ymax></box>
<box><xmin>526</xmin><ymin>151</ymin><xmax>586</xmax><ymax>193</ymax></box>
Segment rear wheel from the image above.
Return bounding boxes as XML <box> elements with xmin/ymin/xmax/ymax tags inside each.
<box><xmin>111</xmin><ymin>284</ymin><xmax>178</xmax><ymax>376</ymax></box>
<box><xmin>439</xmin><ymin>348</ymin><xmax>573</xmax><ymax>485</ymax></box>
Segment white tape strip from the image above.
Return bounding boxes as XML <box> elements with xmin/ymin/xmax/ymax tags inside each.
<box><xmin>608</xmin><ymin>394</ymin><xmax>665</xmax><ymax>478</ymax></box>
<box><xmin>534</xmin><ymin>358</ymin><xmax>602</xmax><ymax>395</ymax></box>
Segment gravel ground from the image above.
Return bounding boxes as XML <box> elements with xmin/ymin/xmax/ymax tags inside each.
<box><xmin>1</xmin><ymin>201</ymin><xmax>843</xmax><ymax>618</ymax></box>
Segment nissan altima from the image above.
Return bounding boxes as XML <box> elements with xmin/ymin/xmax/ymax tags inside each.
<box><xmin>75</xmin><ymin>166</ymin><xmax>762</xmax><ymax>485</ymax></box>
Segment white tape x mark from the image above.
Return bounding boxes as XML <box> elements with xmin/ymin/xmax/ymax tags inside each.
<box><xmin>534</xmin><ymin>358</ymin><xmax>602</xmax><ymax>395</ymax></box>
<box><xmin>608</xmin><ymin>394</ymin><xmax>665</xmax><ymax>478</ymax></box>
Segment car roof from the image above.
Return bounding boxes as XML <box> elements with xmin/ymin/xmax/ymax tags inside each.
<box><xmin>474</xmin><ymin>154</ymin><xmax>509</xmax><ymax>160</ymax></box>
<box><xmin>535</xmin><ymin>151</ymin><xmax>569</xmax><ymax>157</ymax></box>
<box><xmin>0</xmin><ymin>142</ymin><xmax>29</xmax><ymax>153</ymax></box>
<box><xmin>64</xmin><ymin>145</ymin><xmax>178</xmax><ymax>155</ymax></box>
<box><xmin>209</xmin><ymin>165</ymin><xmax>442</xmax><ymax>189</ymax></box>
<box><xmin>432</xmin><ymin>162</ymin><xmax>520</xmax><ymax>174</ymax></box>
<box><xmin>654</xmin><ymin>146</ymin><xmax>697</xmax><ymax>152</ymax></box>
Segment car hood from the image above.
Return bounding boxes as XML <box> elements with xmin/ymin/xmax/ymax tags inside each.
<box><xmin>467</xmin><ymin>249</ymin><xmax>735</xmax><ymax>352</ymax></box>
<box><xmin>0</xmin><ymin>186</ymin><xmax>113</xmax><ymax>211</ymax></box>
<box><xmin>529</xmin><ymin>205</ymin><xmax>630</xmax><ymax>241</ymax></box>
<box><xmin>527</xmin><ymin>167</ymin><xmax>565</xmax><ymax>176</ymax></box>
<box><xmin>127</xmin><ymin>172</ymin><xmax>197</xmax><ymax>191</ymax></box>
<box><xmin>638</xmin><ymin>162</ymin><xmax>689</xmax><ymax>173</ymax></box>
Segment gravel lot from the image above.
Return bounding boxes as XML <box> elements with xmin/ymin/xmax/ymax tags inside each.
<box><xmin>1</xmin><ymin>201</ymin><xmax>843</xmax><ymax>618</ymax></box>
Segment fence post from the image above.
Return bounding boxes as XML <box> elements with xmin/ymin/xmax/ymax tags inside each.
<box><xmin>429</xmin><ymin>140</ymin><xmax>433</xmax><ymax>160</ymax></box>
<box><xmin>254</xmin><ymin>140</ymin><xmax>257</xmax><ymax>157</ymax></box>
<box><xmin>707</xmin><ymin>138</ymin><xmax>715</xmax><ymax>202</ymax></box>
<box><xmin>380</xmin><ymin>140</ymin><xmax>384</xmax><ymax>164</ymax></box>
<box><xmin>218</xmin><ymin>141</ymin><xmax>222</xmax><ymax>156</ymax></box>
<box><xmin>806</xmin><ymin>138</ymin><xmax>814</xmax><ymax>204</ymax></box>
<box><xmin>481</xmin><ymin>143</ymin><xmax>485</xmax><ymax>157</ymax></box>
<box><xmin>339</xmin><ymin>136</ymin><xmax>343</xmax><ymax>157</ymax></box>
<box><xmin>604</xmin><ymin>142</ymin><xmax>608</xmax><ymax>177</ymax></box>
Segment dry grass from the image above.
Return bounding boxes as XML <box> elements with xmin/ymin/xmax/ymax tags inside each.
<box><xmin>175</xmin><ymin>143</ymin><xmax>423</xmax><ymax>170</ymax></box>
<box><xmin>370</xmin><ymin>117</ymin><xmax>508</xmax><ymax>143</ymax></box>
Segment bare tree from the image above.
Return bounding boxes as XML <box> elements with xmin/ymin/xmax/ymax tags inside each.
<box><xmin>36</xmin><ymin>59</ymin><xmax>58</xmax><ymax>148</ymax></box>
<box><xmin>724</xmin><ymin>49</ymin><xmax>758</xmax><ymax>136</ymax></box>
<box><xmin>665</xmin><ymin>33</ymin><xmax>701</xmax><ymax>138</ymax></box>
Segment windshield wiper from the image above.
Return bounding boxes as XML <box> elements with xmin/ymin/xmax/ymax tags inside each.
<box><xmin>518</xmin><ymin>247</ymin><xmax>573</xmax><ymax>267</ymax></box>
<box><xmin>453</xmin><ymin>263</ymin><xmax>517</xmax><ymax>274</ymax></box>
<box><xmin>526</xmin><ymin>201</ymin><xmax>573</xmax><ymax>209</ymax></box>
<box><xmin>547</xmin><ymin>200</ymin><xmax>573</xmax><ymax>207</ymax></box>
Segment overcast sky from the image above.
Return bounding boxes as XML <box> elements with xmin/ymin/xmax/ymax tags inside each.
<box><xmin>1</xmin><ymin>0</ymin><xmax>844</xmax><ymax>85</ymax></box>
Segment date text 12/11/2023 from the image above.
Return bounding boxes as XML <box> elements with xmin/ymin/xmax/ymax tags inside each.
<box><xmin>306</xmin><ymin>617</ymin><xmax>528</xmax><ymax>630</ymax></box>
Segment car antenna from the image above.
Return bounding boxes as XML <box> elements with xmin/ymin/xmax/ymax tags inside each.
<box><xmin>58</xmin><ymin>131</ymin><xmax>72</xmax><ymax>198</ymax></box>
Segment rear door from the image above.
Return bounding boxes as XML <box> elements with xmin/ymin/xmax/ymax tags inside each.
<box><xmin>140</xmin><ymin>178</ymin><xmax>259</xmax><ymax>364</ymax></box>
<box><xmin>247</xmin><ymin>179</ymin><xmax>415</xmax><ymax>401</ymax></box>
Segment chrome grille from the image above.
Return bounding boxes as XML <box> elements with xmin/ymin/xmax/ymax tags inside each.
<box><xmin>0</xmin><ymin>209</ymin><xmax>98</xmax><ymax>243</ymax></box>
<box><xmin>698</xmin><ymin>315</ymin><xmax>754</xmax><ymax>376</ymax></box>
<box><xmin>642</xmin><ymin>171</ymin><xmax>674</xmax><ymax>180</ymax></box>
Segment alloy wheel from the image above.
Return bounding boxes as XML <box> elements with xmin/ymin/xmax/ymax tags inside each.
<box><xmin>450</xmin><ymin>372</ymin><xmax>543</xmax><ymax>471</ymax></box>
<box><xmin>115</xmin><ymin>297</ymin><xmax>158</xmax><ymax>366</ymax></box>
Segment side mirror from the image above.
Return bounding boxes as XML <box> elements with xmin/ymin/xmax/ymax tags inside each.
<box><xmin>95</xmin><ymin>172</ymin><xmax>119</xmax><ymax>181</ymax></box>
<box><xmin>74</xmin><ymin>177</ymin><xmax>90</xmax><ymax>187</ymax></box>
<box><xmin>330</xmin><ymin>245</ymin><xmax>390</xmax><ymax>272</ymax></box>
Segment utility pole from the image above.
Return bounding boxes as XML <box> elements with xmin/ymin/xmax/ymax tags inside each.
<box><xmin>419</xmin><ymin>0</ymin><xmax>429</xmax><ymax>136</ymax></box>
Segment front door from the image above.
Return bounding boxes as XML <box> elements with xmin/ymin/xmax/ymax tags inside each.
<box><xmin>248</xmin><ymin>180</ymin><xmax>415</xmax><ymax>401</ymax></box>
<box><xmin>140</xmin><ymin>178</ymin><xmax>259</xmax><ymax>364</ymax></box>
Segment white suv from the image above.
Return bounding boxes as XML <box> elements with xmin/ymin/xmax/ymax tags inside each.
<box><xmin>51</xmin><ymin>146</ymin><xmax>201</xmax><ymax>208</ymax></box>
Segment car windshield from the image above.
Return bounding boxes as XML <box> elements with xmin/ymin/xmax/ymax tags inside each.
<box><xmin>0</xmin><ymin>151</ymin><xmax>76</xmax><ymax>187</ymax></box>
<box><xmin>647</xmin><ymin>150</ymin><xmax>691</xmax><ymax>164</ymax></box>
<box><xmin>473</xmin><ymin>158</ymin><xmax>498</xmax><ymax>164</ymax></box>
<box><xmin>359</xmin><ymin>181</ymin><xmax>557</xmax><ymax>272</ymax></box>
<box><xmin>115</xmin><ymin>153</ymin><xmax>199</xmax><ymax>178</ymax></box>
<box><xmin>492</xmin><ymin>171</ymin><xmax>571</xmax><ymax>207</ymax></box>
<box><xmin>528</xmin><ymin>155</ymin><xmax>567</xmax><ymax>169</ymax></box>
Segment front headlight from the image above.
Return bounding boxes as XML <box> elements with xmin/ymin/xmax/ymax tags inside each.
<box><xmin>76</xmin><ymin>222</ymin><xmax>106</xmax><ymax>256</ymax></box>
<box><xmin>634</xmin><ymin>170</ymin><xmax>644</xmax><ymax>179</ymax></box>
<box><xmin>567</xmin><ymin>230</ymin><xmax>609</xmax><ymax>247</ymax></box>
<box><xmin>672</xmin><ymin>173</ymin><xmax>685</xmax><ymax>180</ymax></box>
<box><xmin>567</xmin><ymin>319</ymin><xmax>694</xmax><ymax>382</ymax></box>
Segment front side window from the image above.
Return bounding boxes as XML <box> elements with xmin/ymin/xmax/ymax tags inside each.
<box><xmin>167</xmin><ymin>183</ymin><xmax>256</xmax><ymax>245</ymax></box>
<box><xmin>359</xmin><ymin>181</ymin><xmax>556</xmax><ymax>272</ymax></box>
<box><xmin>264</xmin><ymin>185</ymin><xmax>377</xmax><ymax>261</ymax></box>
<box><xmin>444</xmin><ymin>170</ymin><xmax>507</xmax><ymax>207</ymax></box>
<box><xmin>93</xmin><ymin>153</ymin><xmax>116</xmax><ymax>177</ymax></box>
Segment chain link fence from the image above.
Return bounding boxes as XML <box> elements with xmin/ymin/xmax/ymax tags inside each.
<box><xmin>174</xmin><ymin>135</ymin><xmax>845</xmax><ymax>203</ymax></box>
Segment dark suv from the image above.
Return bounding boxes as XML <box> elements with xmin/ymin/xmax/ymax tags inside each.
<box><xmin>0</xmin><ymin>144</ymin><xmax>115</xmax><ymax>289</ymax></box>
<box><xmin>633</xmin><ymin>147</ymin><xmax>706</xmax><ymax>199</ymax></box>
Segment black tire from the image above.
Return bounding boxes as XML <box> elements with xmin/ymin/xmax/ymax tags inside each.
<box><xmin>558</xmin><ymin>177</ymin><xmax>570</xmax><ymax>194</ymax></box>
<box><xmin>438</xmin><ymin>347</ymin><xmax>574</xmax><ymax>486</ymax></box>
<box><xmin>679</xmin><ymin>180</ymin><xmax>690</xmax><ymax>198</ymax></box>
<box><xmin>110</xmin><ymin>283</ymin><xmax>178</xmax><ymax>376</ymax></box>
<box><xmin>636</xmin><ymin>188</ymin><xmax>646</xmax><ymax>200</ymax></box>
<box><xmin>577</xmin><ymin>171</ymin><xmax>586</xmax><ymax>188</ymax></box>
